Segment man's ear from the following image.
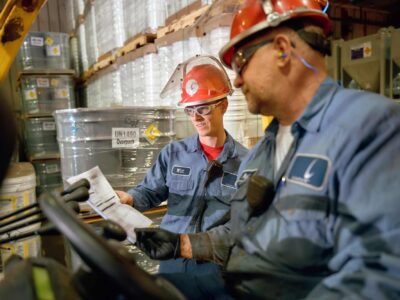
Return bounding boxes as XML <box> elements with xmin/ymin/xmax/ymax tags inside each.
<box><xmin>221</xmin><ymin>99</ymin><xmax>228</xmax><ymax>114</ymax></box>
<box><xmin>273</xmin><ymin>34</ymin><xmax>292</xmax><ymax>67</ymax></box>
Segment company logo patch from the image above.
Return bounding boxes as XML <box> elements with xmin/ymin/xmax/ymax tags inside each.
<box><xmin>172</xmin><ymin>165</ymin><xmax>191</xmax><ymax>176</ymax></box>
<box><xmin>287</xmin><ymin>154</ymin><xmax>330</xmax><ymax>190</ymax></box>
<box><xmin>185</xmin><ymin>79</ymin><xmax>199</xmax><ymax>96</ymax></box>
<box><xmin>236</xmin><ymin>169</ymin><xmax>258</xmax><ymax>187</ymax></box>
<box><xmin>221</xmin><ymin>172</ymin><xmax>237</xmax><ymax>189</ymax></box>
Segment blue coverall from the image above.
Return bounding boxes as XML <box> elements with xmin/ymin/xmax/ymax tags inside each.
<box><xmin>166</xmin><ymin>78</ymin><xmax>400</xmax><ymax>299</ymax></box>
<box><xmin>129</xmin><ymin>132</ymin><xmax>248</xmax><ymax>274</ymax></box>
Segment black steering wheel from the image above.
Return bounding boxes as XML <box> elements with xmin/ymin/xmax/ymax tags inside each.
<box><xmin>39</xmin><ymin>191</ymin><xmax>184</xmax><ymax>300</ymax></box>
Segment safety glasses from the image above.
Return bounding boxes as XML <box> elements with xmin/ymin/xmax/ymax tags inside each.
<box><xmin>232</xmin><ymin>38</ymin><xmax>273</xmax><ymax>75</ymax></box>
<box><xmin>184</xmin><ymin>101</ymin><xmax>222</xmax><ymax>117</ymax></box>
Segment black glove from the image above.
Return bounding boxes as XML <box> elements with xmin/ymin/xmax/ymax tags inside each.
<box><xmin>135</xmin><ymin>228</ymin><xmax>180</xmax><ymax>260</ymax></box>
<box><xmin>61</xmin><ymin>179</ymin><xmax>90</xmax><ymax>203</ymax></box>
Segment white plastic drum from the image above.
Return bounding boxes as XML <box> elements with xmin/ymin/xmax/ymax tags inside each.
<box><xmin>0</xmin><ymin>163</ymin><xmax>39</xmax><ymax>269</ymax></box>
<box><xmin>0</xmin><ymin>163</ymin><xmax>36</xmax><ymax>215</ymax></box>
<box><xmin>0</xmin><ymin>224</ymin><xmax>41</xmax><ymax>269</ymax></box>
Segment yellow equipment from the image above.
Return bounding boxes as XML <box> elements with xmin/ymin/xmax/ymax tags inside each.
<box><xmin>0</xmin><ymin>0</ymin><xmax>47</xmax><ymax>81</ymax></box>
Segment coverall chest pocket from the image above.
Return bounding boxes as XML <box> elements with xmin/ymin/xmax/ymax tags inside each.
<box><xmin>168</xmin><ymin>178</ymin><xmax>194</xmax><ymax>194</ymax></box>
<box><xmin>264</xmin><ymin>195</ymin><xmax>332</xmax><ymax>269</ymax></box>
<box><xmin>274</xmin><ymin>195</ymin><xmax>329</xmax><ymax>222</ymax></box>
<box><xmin>272</xmin><ymin>194</ymin><xmax>332</xmax><ymax>249</ymax></box>
<box><xmin>167</xmin><ymin>179</ymin><xmax>195</xmax><ymax>215</ymax></box>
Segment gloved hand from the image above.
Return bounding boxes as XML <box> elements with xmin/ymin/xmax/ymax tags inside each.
<box><xmin>61</xmin><ymin>179</ymin><xmax>90</xmax><ymax>203</ymax></box>
<box><xmin>135</xmin><ymin>228</ymin><xmax>180</xmax><ymax>260</ymax></box>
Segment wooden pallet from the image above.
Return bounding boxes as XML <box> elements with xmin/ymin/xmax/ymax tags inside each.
<box><xmin>19</xmin><ymin>69</ymin><xmax>76</xmax><ymax>76</ymax></box>
<box><xmin>157</xmin><ymin>5</ymin><xmax>210</xmax><ymax>38</ymax></box>
<box><xmin>165</xmin><ymin>0</ymin><xmax>205</xmax><ymax>25</ymax></box>
<box><xmin>87</xmin><ymin>51</ymin><xmax>117</xmax><ymax>77</ymax></box>
<box><xmin>82</xmin><ymin>66</ymin><xmax>95</xmax><ymax>81</ymax></box>
<box><xmin>116</xmin><ymin>33</ymin><xmax>157</xmax><ymax>57</ymax></box>
<box><xmin>29</xmin><ymin>153</ymin><xmax>61</xmax><ymax>162</ymax></box>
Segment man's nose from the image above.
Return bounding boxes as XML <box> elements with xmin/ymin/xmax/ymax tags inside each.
<box><xmin>193</xmin><ymin>112</ymin><xmax>204</xmax><ymax>120</ymax></box>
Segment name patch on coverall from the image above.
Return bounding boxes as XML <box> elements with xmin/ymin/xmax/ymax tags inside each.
<box><xmin>172</xmin><ymin>165</ymin><xmax>191</xmax><ymax>176</ymax></box>
<box><xmin>287</xmin><ymin>154</ymin><xmax>330</xmax><ymax>190</ymax></box>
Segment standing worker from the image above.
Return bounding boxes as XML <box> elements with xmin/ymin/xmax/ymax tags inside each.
<box><xmin>117</xmin><ymin>55</ymin><xmax>248</xmax><ymax>275</ymax></box>
<box><xmin>134</xmin><ymin>0</ymin><xmax>400</xmax><ymax>299</ymax></box>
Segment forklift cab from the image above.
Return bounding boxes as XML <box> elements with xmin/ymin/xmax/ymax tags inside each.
<box><xmin>0</xmin><ymin>190</ymin><xmax>185</xmax><ymax>300</ymax></box>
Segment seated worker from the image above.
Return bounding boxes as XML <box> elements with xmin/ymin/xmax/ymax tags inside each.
<box><xmin>116</xmin><ymin>55</ymin><xmax>248</xmax><ymax>275</ymax></box>
<box><xmin>134</xmin><ymin>0</ymin><xmax>400</xmax><ymax>299</ymax></box>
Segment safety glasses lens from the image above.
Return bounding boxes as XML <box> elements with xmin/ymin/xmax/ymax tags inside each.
<box><xmin>184</xmin><ymin>103</ymin><xmax>218</xmax><ymax>117</ymax></box>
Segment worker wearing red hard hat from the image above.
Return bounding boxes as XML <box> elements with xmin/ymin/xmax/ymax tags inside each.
<box><xmin>117</xmin><ymin>55</ymin><xmax>248</xmax><ymax>275</ymax></box>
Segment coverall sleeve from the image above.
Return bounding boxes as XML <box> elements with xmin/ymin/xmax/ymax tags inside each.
<box><xmin>306</xmin><ymin>109</ymin><xmax>400</xmax><ymax>299</ymax></box>
<box><xmin>189</xmin><ymin>221</ymin><xmax>232</xmax><ymax>265</ymax></box>
<box><xmin>127</xmin><ymin>144</ymin><xmax>170</xmax><ymax>211</ymax></box>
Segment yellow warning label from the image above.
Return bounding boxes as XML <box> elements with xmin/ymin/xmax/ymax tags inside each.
<box><xmin>51</xmin><ymin>79</ymin><xmax>59</xmax><ymax>87</ymax></box>
<box><xmin>45</xmin><ymin>36</ymin><xmax>53</xmax><ymax>45</ymax></box>
<box><xmin>364</xmin><ymin>46</ymin><xmax>372</xmax><ymax>57</ymax></box>
<box><xmin>52</xmin><ymin>46</ymin><xmax>60</xmax><ymax>55</ymax></box>
<box><xmin>25</xmin><ymin>89</ymin><xmax>37</xmax><ymax>100</ymax></box>
<box><xmin>144</xmin><ymin>124</ymin><xmax>161</xmax><ymax>144</ymax></box>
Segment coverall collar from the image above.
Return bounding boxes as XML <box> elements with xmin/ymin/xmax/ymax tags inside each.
<box><xmin>295</xmin><ymin>76</ymin><xmax>339</xmax><ymax>134</ymax></box>
<box><xmin>187</xmin><ymin>132</ymin><xmax>239</xmax><ymax>163</ymax></box>
<box><xmin>263</xmin><ymin>77</ymin><xmax>339</xmax><ymax>138</ymax></box>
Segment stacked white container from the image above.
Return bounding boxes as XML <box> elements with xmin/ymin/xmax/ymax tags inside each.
<box><xmin>85</xmin><ymin>77</ymin><xmax>101</xmax><ymax>108</ymax></box>
<box><xmin>84</xmin><ymin>6</ymin><xmax>99</xmax><ymax>67</ymax></box>
<box><xmin>171</xmin><ymin>41</ymin><xmax>185</xmax><ymax>68</ymax></box>
<box><xmin>144</xmin><ymin>53</ymin><xmax>162</xmax><ymax>106</ymax></box>
<box><xmin>65</xmin><ymin>0</ymin><xmax>76</xmax><ymax>34</ymax></box>
<box><xmin>146</xmin><ymin>0</ymin><xmax>167</xmax><ymax>32</ymax></box>
<box><xmin>165</xmin><ymin>0</ymin><xmax>212</xmax><ymax>19</ymax></box>
<box><xmin>86</xmin><ymin>67</ymin><xmax>122</xmax><ymax>108</ymax></box>
<box><xmin>120</xmin><ymin>62</ymin><xmax>134</xmax><ymax>106</ymax></box>
<box><xmin>124</xmin><ymin>0</ymin><xmax>166</xmax><ymax>39</ymax></box>
<box><xmin>132</xmin><ymin>57</ymin><xmax>146</xmax><ymax>106</ymax></box>
<box><xmin>77</xmin><ymin>24</ymin><xmax>89</xmax><ymax>73</ymax></box>
<box><xmin>158</xmin><ymin>46</ymin><xmax>174</xmax><ymax>98</ymax></box>
<box><xmin>183</xmin><ymin>37</ymin><xmax>203</xmax><ymax>59</ymax></box>
<box><xmin>101</xmin><ymin>69</ymin><xmax>123</xmax><ymax>107</ymax></box>
<box><xmin>73</xmin><ymin>0</ymin><xmax>85</xmax><ymax>17</ymax></box>
<box><xmin>94</xmin><ymin>0</ymin><xmax>125</xmax><ymax>57</ymax></box>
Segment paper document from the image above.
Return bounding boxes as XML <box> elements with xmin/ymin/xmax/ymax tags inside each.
<box><xmin>66</xmin><ymin>166</ymin><xmax>152</xmax><ymax>243</ymax></box>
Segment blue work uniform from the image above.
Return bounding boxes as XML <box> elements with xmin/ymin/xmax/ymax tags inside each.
<box><xmin>180</xmin><ymin>78</ymin><xmax>400</xmax><ymax>299</ymax></box>
<box><xmin>129</xmin><ymin>132</ymin><xmax>248</xmax><ymax>274</ymax></box>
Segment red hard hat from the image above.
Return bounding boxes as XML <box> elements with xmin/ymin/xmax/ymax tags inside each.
<box><xmin>180</xmin><ymin>64</ymin><xmax>231</xmax><ymax>107</ymax></box>
<box><xmin>219</xmin><ymin>0</ymin><xmax>332</xmax><ymax>68</ymax></box>
<box><xmin>160</xmin><ymin>55</ymin><xmax>233</xmax><ymax>107</ymax></box>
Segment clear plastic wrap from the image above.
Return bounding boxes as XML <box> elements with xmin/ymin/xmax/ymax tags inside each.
<box><xmin>18</xmin><ymin>32</ymin><xmax>71</xmax><ymax>70</ymax></box>
<box><xmin>20</xmin><ymin>75</ymin><xmax>76</xmax><ymax>115</ymax></box>
<box><xmin>84</xmin><ymin>6</ymin><xmax>99</xmax><ymax>67</ymax></box>
<box><xmin>24</xmin><ymin>117</ymin><xmax>59</xmax><ymax>159</ymax></box>
<box><xmin>124</xmin><ymin>0</ymin><xmax>166</xmax><ymax>39</ymax></box>
<box><xmin>54</xmin><ymin>107</ymin><xmax>176</xmax><ymax>189</ymax></box>
<box><xmin>94</xmin><ymin>0</ymin><xmax>126</xmax><ymax>56</ymax></box>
